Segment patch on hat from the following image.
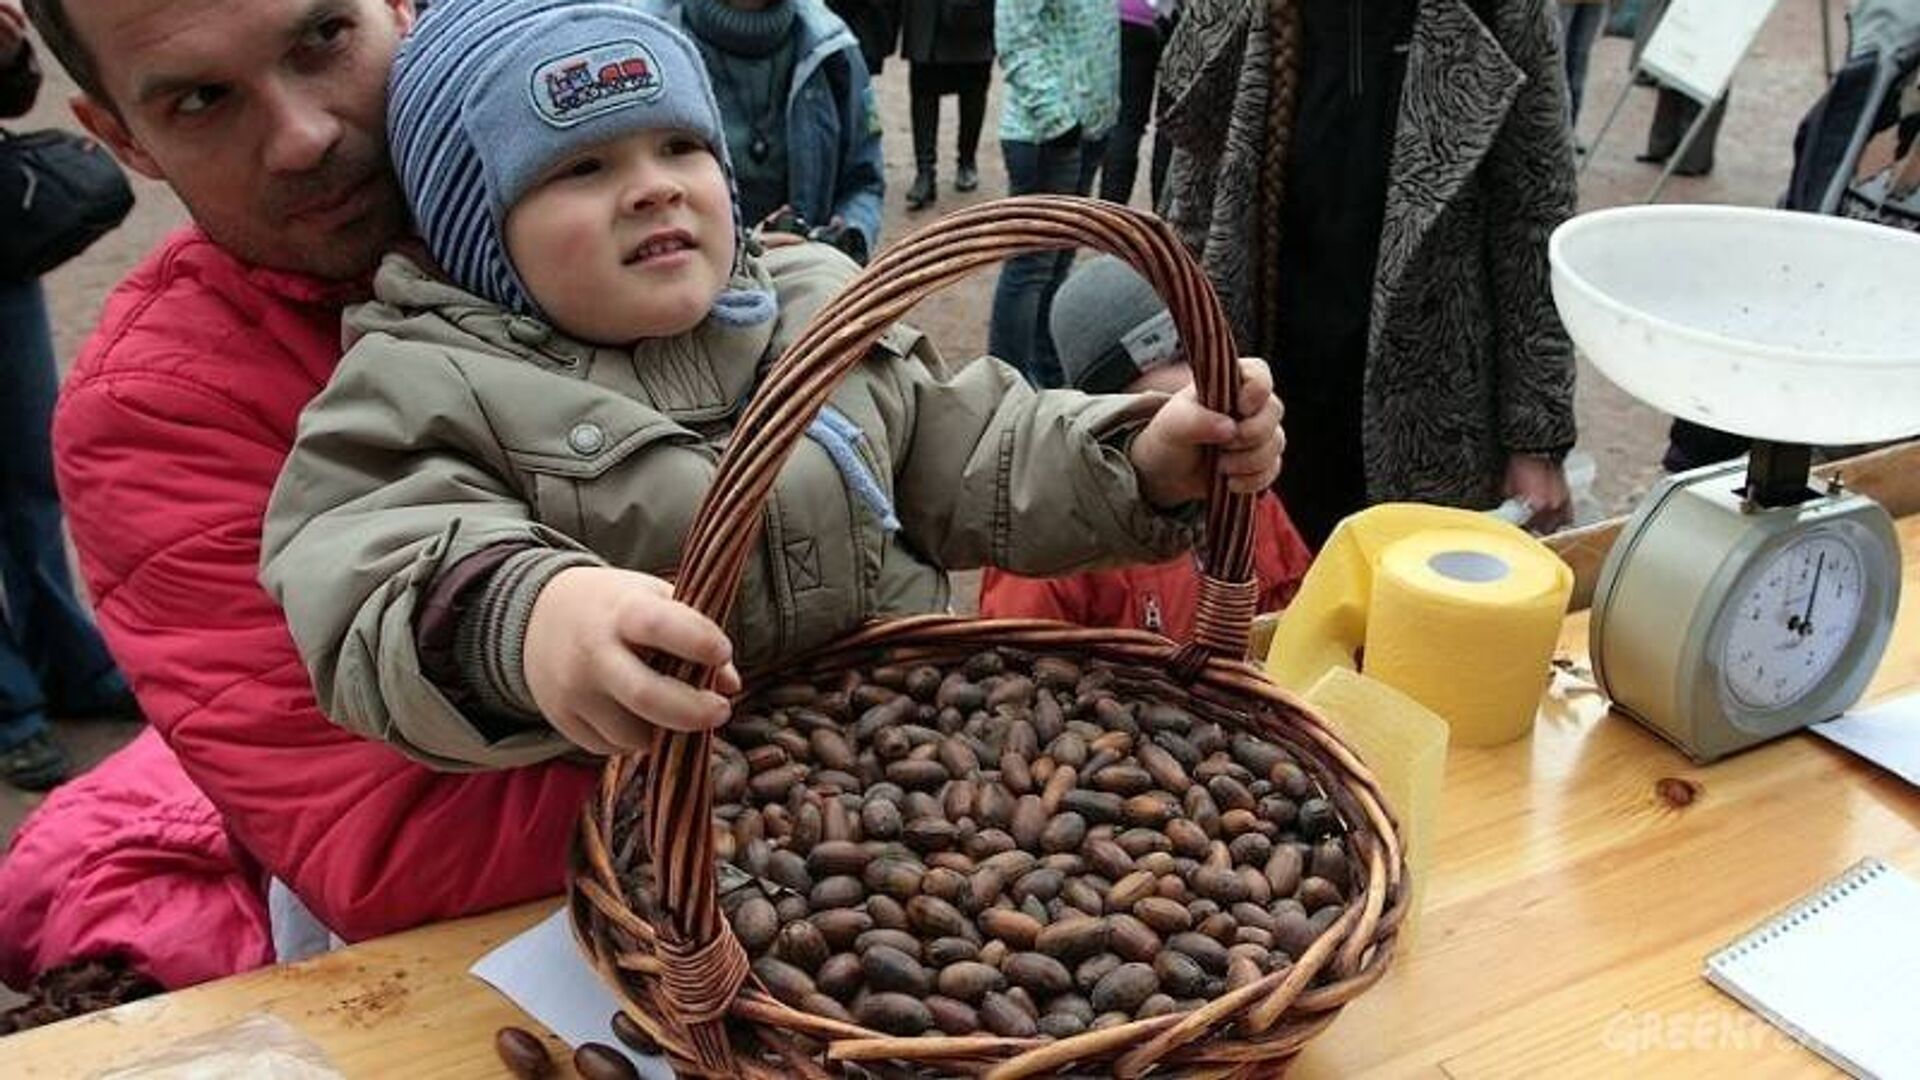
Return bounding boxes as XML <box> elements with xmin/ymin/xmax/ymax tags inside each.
<box><xmin>529</xmin><ymin>39</ymin><xmax>665</xmax><ymax>128</ymax></box>
<box><xmin>1120</xmin><ymin>310</ymin><xmax>1180</xmax><ymax>371</ymax></box>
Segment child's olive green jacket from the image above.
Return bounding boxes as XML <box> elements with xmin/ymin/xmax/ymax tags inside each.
<box><xmin>261</xmin><ymin>243</ymin><xmax>1194</xmax><ymax>769</ymax></box>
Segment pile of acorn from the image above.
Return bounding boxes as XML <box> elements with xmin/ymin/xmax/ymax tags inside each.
<box><xmin>615</xmin><ymin>649</ymin><xmax>1355</xmax><ymax>1044</ymax></box>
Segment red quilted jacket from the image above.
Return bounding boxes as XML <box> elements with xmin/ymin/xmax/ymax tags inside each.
<box><xmin>50</xmin><ymin>228</ymin><xmax>597</xmax><ymax>950</ymax></box>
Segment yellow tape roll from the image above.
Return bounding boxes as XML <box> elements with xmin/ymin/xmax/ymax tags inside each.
<box><xmin>1267</xmin><ymin>504</ymin><xmax>1573</xmax><ymax>748</ymax></box>
<box><xmin>1366</xmin><ymin>528</ymin><xmax>1571</xmax><ymax>747</ymax></box>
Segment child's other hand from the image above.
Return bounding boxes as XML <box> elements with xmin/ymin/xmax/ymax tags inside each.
<box><xmin>523</xmin><ymin>566</ymin><xmax>742</xmax><ymax>754</ymax></box>
<box><xmin>1129</xmin><ymin>357</ymin><xmax>1285</xmax><ymax>510</ymax></box>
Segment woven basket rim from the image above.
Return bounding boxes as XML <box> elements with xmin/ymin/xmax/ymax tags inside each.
<box><xmin>571</xmin><ymin>615</ymin><xmax>1410</xmax><ymax>1077</ymax></box>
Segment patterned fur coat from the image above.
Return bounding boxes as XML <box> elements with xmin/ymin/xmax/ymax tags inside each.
<box><xmin>1157</xmin><ymin>0</ymin><xmax>1578</xmax><ymax>508</ymax></box>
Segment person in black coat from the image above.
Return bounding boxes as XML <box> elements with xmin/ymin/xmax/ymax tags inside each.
<box><xmin>826</xmin><ymin>0</ymin><xmax>898</xmax><ymax>75</ymax></box>
<box><xmin>898</xmin><ymin>0</ymin><xmax>995</xmax><ymax>209</ymax></box>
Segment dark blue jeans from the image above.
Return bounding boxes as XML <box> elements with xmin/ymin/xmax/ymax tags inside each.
<box><xmin>1100</xmin><ymin>21</ymin><xmax>1162</xmax><ymax>205</ymax></box>
<box><xmin>989</xmin><ymin>128</ymin><xmax>1108</xmax><ymax>388</ymax></box>
<box><xmin>1558</xmin><ymin>2</ymin><xmax>1606</xmax><ymax>125</ymax></box>
<box><xmin>0</xmin><ymin>278</ymin><xmax>126</xmax><ymax>749</ymax></box>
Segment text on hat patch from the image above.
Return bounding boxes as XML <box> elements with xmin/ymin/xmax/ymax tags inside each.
<box><xmin>530</xmin><ymin>40</ymin><xmax>665</xmax><ymax>127</ymax></box>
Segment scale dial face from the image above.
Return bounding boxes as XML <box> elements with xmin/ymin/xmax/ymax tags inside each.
<box><xmin>1719</xmin><ymin>530</ymin><xmax>1867</xmax><ymax>714</ymax></box>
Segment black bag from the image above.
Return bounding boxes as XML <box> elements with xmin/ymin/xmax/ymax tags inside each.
<box><xmin>0</xmin><ymin>128</ymin><xmax>134</xmax><ymax>281</ymax></box>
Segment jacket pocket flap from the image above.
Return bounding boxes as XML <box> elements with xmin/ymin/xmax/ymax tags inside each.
<box><xmin>503</xmin><ymin>409</ymin><xmax>696</xmax><ymax>480</ymax></box>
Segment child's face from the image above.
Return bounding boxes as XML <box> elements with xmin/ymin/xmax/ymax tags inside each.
<box><xmin>504</xmin><ymin>128</ymin><xmax>735</xmax><ymax>344</ymax></box>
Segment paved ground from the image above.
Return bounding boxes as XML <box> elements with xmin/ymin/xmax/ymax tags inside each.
<box><xmin>0</xmin><ymin>4</ymin><xmax>1841</xmax><ymax>853</ymax></box>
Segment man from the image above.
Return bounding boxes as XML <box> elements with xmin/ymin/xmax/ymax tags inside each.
<box><xmin>10</xmin><ymin>0</ymin><xmax>598</xmax><ymax>982</ymax></box>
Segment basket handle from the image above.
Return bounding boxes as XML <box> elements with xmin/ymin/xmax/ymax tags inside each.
<box><xmin>632</xmin><ymin>195</ymin><xmax>1260</xmax><ymax>1071</ymax></box>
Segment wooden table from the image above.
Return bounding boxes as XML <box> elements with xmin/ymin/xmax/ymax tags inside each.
<box><xmin>7</xmin><ymin>519</ymin><xmax>1918</xmax><ymax>1079</ymax></box>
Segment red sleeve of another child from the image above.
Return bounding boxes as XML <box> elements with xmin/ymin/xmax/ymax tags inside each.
<box><xmin>1252</xmin><ymin>493</ymin><xmax>1316</xmax><ymax>613</ymax></box>
<box><xmin>977</xmin><ymin>568</ymin><xmax>1086</xmax><ymax>624</ymax></box>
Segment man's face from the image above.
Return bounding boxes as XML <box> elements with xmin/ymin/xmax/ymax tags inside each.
<box><xmin>69</xmin><ymin>0</ymin><xmax>415</xmax><ymax>280</ymax></box>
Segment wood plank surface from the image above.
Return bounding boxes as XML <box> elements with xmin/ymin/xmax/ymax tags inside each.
<box><xmin>1</xmin><ymin>903</ymin><xmax>553</xmax><ymax>1078</ymax></box>
<box><xmin>5</xmin><ymin>519</ymin><xmax>1917</xmax><ymax>1078</ymax></box>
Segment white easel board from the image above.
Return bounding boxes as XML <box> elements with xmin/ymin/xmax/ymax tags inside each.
<box><xmin>1640</xmin><ymin>0</ymin><xmax>1783</xmax><ymax>103</ymax></box>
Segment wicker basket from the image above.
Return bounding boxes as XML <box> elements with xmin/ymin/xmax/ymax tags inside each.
<box><xmin>568</xmin><ymin>196</ymin><xmax>1408</xmax><ymax>1078</ymax></box>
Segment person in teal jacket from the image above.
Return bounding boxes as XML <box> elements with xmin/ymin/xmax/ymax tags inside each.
<box><xmin>986</xmin><ymin>0</ymin><xmax>1119</xmax><ymax>387</ymax></box>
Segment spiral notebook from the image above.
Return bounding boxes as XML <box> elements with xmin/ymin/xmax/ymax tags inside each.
<box><xmin>1704</xmin><ymin>858</ymin><xmax>1920</xmax><ymax>1079</ymax></box>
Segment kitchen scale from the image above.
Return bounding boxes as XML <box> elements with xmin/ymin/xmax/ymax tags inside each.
<box><xmin>1550</xmin><ymin>205</ymin><xmax>1920</xmax><ymax>762</ymax></box>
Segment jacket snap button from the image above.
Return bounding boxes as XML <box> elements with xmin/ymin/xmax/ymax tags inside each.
<box><xmin>567</xmin><ymin>422</ymin><xmax>606</xmax><ymax>456</ymax></box>
<box><xmin>507</xmin><ymin>317</ymin><xmax>550</xmax><ymax>346</ymax></box>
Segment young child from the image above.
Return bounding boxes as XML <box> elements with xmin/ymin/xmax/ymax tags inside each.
<box><xmin>259</xmin><ymin>0</ymin><xmax>1282</xmax><ymax>768</ymax></box>
<box><xmin>981</xmin><ymin>256</ymin><xmax>1313</xmax><ymax>638</ymax></box>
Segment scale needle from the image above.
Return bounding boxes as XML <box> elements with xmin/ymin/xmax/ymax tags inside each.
<box><xmin>1800</xmin><ymin>551</ymin><xmax>1826</xmax><ymax>637</ymax></box>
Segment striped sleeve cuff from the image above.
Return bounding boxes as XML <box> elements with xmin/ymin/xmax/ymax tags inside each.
<box><xmin>455</xmin><ymin>547</ymin><xmax>603</xmax><ymax>723</ymax></box>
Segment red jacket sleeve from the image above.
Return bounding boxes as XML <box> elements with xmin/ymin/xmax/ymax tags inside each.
<box><xmin>1253</xmin><ymin>493</ymin><xmax>1315</xmax><ymax>613</ymax></box>
<box><xmin>977</xmin><ymin>567</ymin><xmax>1086</xmax><ymax>624</ymax></box>
<box><xmin>53</xmin><ymin>364</ymin><xmax>597</xmax><ymax>942</ymax></box>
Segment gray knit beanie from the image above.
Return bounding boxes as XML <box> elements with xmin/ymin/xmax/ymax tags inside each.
<box><xmin>388</xmin><ymin>0</ymin><xmax>773</xmax><ymax>325</ymax></box>
<box><xmin>1048</xmin><ymin>256</ymin><xmax>1183</xmax><ymax>395</ymax></box>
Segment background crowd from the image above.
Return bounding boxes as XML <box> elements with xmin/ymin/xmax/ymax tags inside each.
<box><xmin>1</xmin><ymin>0</ymin><xmax>1906</xmax><ymax>1032</ymax></box>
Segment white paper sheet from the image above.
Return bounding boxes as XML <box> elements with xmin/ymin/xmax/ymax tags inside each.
<box><xmin>1638</xmin><ymin>0</ymin><xmax>1781</xmax><ymax>103</ymax></box>
<box><xmin>1813</xmin><ymin>690</ymin><xmax>1920</xmax><ymax>788</ymax></box>
<box><xmin>468</xmin><ymin>907</ymin><xmax>673</xmax><ymax>1078</ymax></box>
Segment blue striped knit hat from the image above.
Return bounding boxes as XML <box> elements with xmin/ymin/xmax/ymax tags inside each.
<box><xmin>387</xmin><ymin>0</ymin><xmax>774</xmax><ymax>326</ymax></box>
